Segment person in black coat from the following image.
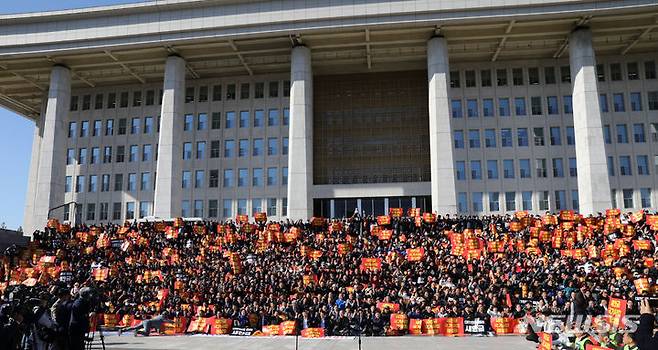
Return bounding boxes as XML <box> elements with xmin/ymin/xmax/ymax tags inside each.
<box><xmin>68</xmin><ymin>288</ymin><xmax>94</xmax><ymax>350</ymax></box>
<box><xmin>633</xmin><ymin>298</ymin><xmax>658</xmax><ymax>350</ymax></box>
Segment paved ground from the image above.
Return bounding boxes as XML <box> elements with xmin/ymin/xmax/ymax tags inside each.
<box><xmin>99</xmin><ymin>333</ymin><xmax>535</xmax><ymax>350</ymax></box>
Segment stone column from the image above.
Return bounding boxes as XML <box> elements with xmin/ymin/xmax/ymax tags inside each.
<box><xmin>427</xmin><ymin>37</ymin><xmax>457</xmax><ymax>215</ymax></box>
<box><xmin>23</xmin><ymin>101</ymin><xmax>47</xmax><ymax>234</ymax></box>
<box><xmin>31</xmin><ymin>65</ymin><xmax>70</xmax><ymax>232</ymax></box>
<box><xmin>154</xmin><ymin>55</ymin><xmax>185</xmax><ymax>218</ymax></box>
<box><xmin>569</xmin><ymin>27</ymin><xmax>612</xmax><ymax>214</ymax></box>
<box><xmin>287</xmin><ymin>45</ymin><xmax>313</xmax><ymax>220</ymax></box>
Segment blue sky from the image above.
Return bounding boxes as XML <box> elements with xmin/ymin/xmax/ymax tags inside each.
<box><xmin>0</xmin><ymin>1</ymin><xmax>142</xmax><ymax>229</ymax></box>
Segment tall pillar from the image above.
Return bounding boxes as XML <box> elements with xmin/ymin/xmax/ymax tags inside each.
<box><xmin>154</xmin><ymin>55</ymin><xmax>185</xmax><ymax>218</ymax></box>
<box><xmin>569</xmin><ymin>27</ymin><xmax>612</xmax><ymax>214</ymax></box>
<box><xmin>23</xmin><ymin>101</ymin><xmax>47</xmax><ymax>234</ymax></box>
<box><xmin>427</xmin><ymin>37</ymin><xmax>457</xmax><ymax>215</ymax></box>
<box><xmin>287</xmin><ymin>45</ymin><xmax>313</xmax><ymax>220</ymax></box>
<box><xmin>31</xmin><ymin>65</ymin><xmax>70</xmax><ymax>232</ymax></box>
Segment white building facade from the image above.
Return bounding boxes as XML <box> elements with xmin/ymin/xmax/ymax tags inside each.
<box><xmin>0</xmin><ymin>0</ymin><xmax>657</xmax><ymax>233</ymax></box>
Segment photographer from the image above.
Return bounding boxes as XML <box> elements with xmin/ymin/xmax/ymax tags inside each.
<box><xmin>22</xmin><ymin>293</ymin><xmax>57</xmax><ymax>350</ymax></box>
<box><xmin>0</xmin><ymin>303</ymin><xmax>21</xmax><ymax>350</ymax></box>
<box><xmin>68</xmin><ymin>287</ymin><xmax>95</xmax><ymax>350</ymax></box>
<box><xmin>631</xmin><ymin>299</ymin><xmax>658</xmax><ymax>350</ymax></box>
<box><xmin>50</xmin><ymin>286</ymin><xmax>72</xmax><ymax>350</ymax></box>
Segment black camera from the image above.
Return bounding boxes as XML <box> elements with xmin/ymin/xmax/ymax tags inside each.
<box><xmin>633</xmin><ymin>296</ymin><xmax>658</xmax><ymax>308</ymax></box>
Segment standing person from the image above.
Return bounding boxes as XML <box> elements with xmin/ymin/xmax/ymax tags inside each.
<box><xmin>68</xmin><ymin>288</ymin><xmax>95</xmax><ymax>350</ymax></box>
<box><xmin>50</xmin><ymin>287</ymin><xmax>72</xmax><ymax>350</ymax></box>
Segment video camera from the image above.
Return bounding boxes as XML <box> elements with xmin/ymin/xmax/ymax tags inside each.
<box><xmin>633</xmin><ymin>296</ymin><xmax>658</xmax><ymax>308</ymax></box>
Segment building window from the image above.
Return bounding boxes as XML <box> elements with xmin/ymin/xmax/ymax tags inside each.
<box><xmin>453</xmin><ymin>130</ymin><xmax>464</xmax><ymax>148</ymax></box>
<box><xmin>533</xmin><ymin>127</ymin><xmax>545</xmax><ymax>146</ymax></box>
<box><xmin>254</xmin><ymin>110</ymin><xmax>264</xmax><ymax>127</ymax></box>
<box><xmin>566</xmin><ymin>127</ymin><xmax>575</xmax><ymax>145</ymax></box>
<box><xmin>238</xmin><ymin>168</ymin><xmax>248</xmax><ymax>187</ymax></box>
<box><xmin>129</xmin><ymin>145</ymin><xmax>138</xmax><ymax>162</ymax></box>
<box><xmin>472</xmin><ymin>192</ymin><xmax>483</xmax><ymax>212</ymax></box>
<box><xmin>183</xmin><ymin>143</ymin><xmax>192</xmax><ymax>160</ymax></box>
<box><xmin>196</xmin><ymin>141</ymin><xmax>206</xmax><ymax>159</ymax></box>
<box><xmin>608</xmin><ymin>156</ymin><xmax>615</xmax><ymax>176</ymax></box>
<box><xmin>211</xmin><ymin>112</ymin><xmax>221</xmax><ymax>129</ymax></box>
<box><xmin>634</xmin><ymin>123</ymin><xmax>646</xmax><ymax>143</ymax></box>
<box><xmin>114</xmin><ymin>174</ymin><xmax>123</xmax><ymax>191</ymax></box>
<box><xmin>563</xmin><ymin>95</ymin><xmax>573</xmax><ymax>114</ymax></box>
<box><xmin>455</xmin><ymin>161</ymin><xmax>466</xmax><ymax>180</ymax></box>
<box><xmin>450</xmin><ymin>71</ymin><xmax>460</xmax><ymax>88</ymax></box>
<box><xmin>528</xmin><ymin>67</ymin><xmax>539</xmax><ymax>85</ymax></box>
<box><xmin>195</xmin><ymin>170</ymin><xmax>204</xmax><ymax>188</ymax></box>
<box><xmin>630</xmin><ymin>92</ymin><xmax>642</xmax><ymax>111</ymax></box>
<box><xmin>622</xmin><ymin>189</ymin><xmax>634</xmax><ymax>209</ymax></box>
<box><xmin>112</xmin><ymin>203</ymin><xmax>122</xmax><ymax>220</ymax></box>
<box><xmin>142</xmin><ymin>144</ymin><xmax>152</xmax><ymax>162</ymax></box>
<box><xmin>146</xmin><ymin>90</ymin><xmax>155</xmax><ymax>105</ymax></box>
<box><xmin>470</xmin><ymin>160</ymin><xmax>482</xmax><ymax>180</ymax></box>
<box><xmin>487</xmin><ymin>160</ymin><xmax>498</xmax><ymax>179</ymax></box>
<box><xmin>554</xmin><ymin>191</ymin><xmax>566</xmax><ymax>210</ymax></box>
<box><xmin>498</xmin><ymin>98</ymin><xmax>510</xmax><ymax>117</ymax></box>
<box><xmin>613</xmin><ymin>93</ymin><xmax>625</xmax><ymax>112</ymax></box>
<box><xmin>536</xmin><ymin>158</ymin><xmax>547</xmax><ymax>178</ymax></box>
<box><xmin>224</xmin><ymin>140</ymin><xmax>235</xmax><ymax>158</ymax></box>
<box><xmin>617</xmin><ymin>124</ymin><xmax>628</xmax><ymax>143</ymax></box>
<box><xmin>210</xmin><ymin>140</ymin><xmax>220</xmax><ymax>158</ymax></box>
<box><xmin>212</xmin><ymin>85</ymin><xmax>222</xmax><ymax>101</ymax></box>
<box><xmin>70</xmin><ymin>96</ymin><xmax>79</xmax><ymax>111</ymax></box>
<box><xmin>620</xmin><ymin>156</ymin><xmax>632</xmax><ymax>175</ymax></box>
<box><xmin>560</xmin><ymin>66</ymin><xmax>570</xmax><ymax>83</ymax></box>
<box><xmin>182</xmin><ymin>171</ymin><xmax>191</xmax><ymax>189</ymax></box>
<box><xmin>140</xmin><ymin>172</ymin><xmax>150</xmax><ymax>191</ymax></box>
<box><xmin>467</xmin><ymin>99</ymin><xmax>478</xmax><ymax>118</ymax></box>
<box><xmin>223</xmin><ymin>169</ymin><xmax>234</xmax><ymax>188</ymax></box>
<box><xmin>222</xmin><ymin>199</ymin><xmax>232</xmax><ymax>218</ymax></box>
<box><xmin>539</xmin><ymin>191</ymin><xmax>549</xmax><ymax>211</ymax></box>
<box><xmin>282</xmin><ymin>137</ymin><xmax>289</xmax><ymax>155</ymax></box>
<box><xmin>118</xmin><ymin>118</ymin><xmax>127</xmax><ymax>135</ymax></box>
<box><xmin>237</xmin><ymin>199</ymin><xmax>247</xmax><ymax>215</ymax></box>
<box><xmin>127</xmin><ymin>173</ymin><xmax>137</xmax><ymax>191</ymax></box>
<box><xmin>238</xmin><ymin>139</ymin><xmax>248</xmax><ymax>157</ymax></box>
<box><xmin>80</xmin><ymin>121</ymin><xmax>89</xmax><ymax>137</ymax></box>
<box><xmin>78</xmin><ymin>148</ymin><xmax>87</xmax><ymax>165</ymax></box>
<box><xmin>550</xmin><ymin>127</ymin><xmax>561</xmax><ymax>145</ymax></box>
<box><xmin>505</xmin><ymin>192</ymin><xmax>516</xmax><ymax>211</ymax></box>
<box><xmin>547</xmin><ymin>96</ymin><xmax>559</xmax><ymax>115</ymax></box>
<box><xmin>552</xmin><ymin>158</ymin><xmax>564</xmax><ymax>178</ymax></box>
<box><xmin>99</xmin><ymin>203</ymin><xmax>108</xmax><ymax>221</ymax></box>
<box><xmin>268</xmin><ymin>138</ymin><xmax>278</xmax><ymax>155</ymax></box>
<box><xmin>252</xmin><ymin>168</ymin><xmax>263</xmax><ymax>187</ymax></box>
<box><xmin>484</xmin><ymin>129</ymin><xmax>496</xmax><ymax>148</ymax></box>
<box><xmin>519</xmin><ymin>159</ymin><xmax>531</xmax><ymax>178</ymax></box>
<box><xmin>197</xmin><ymin>113</ymin><xmax>207</xmax><ymax>130</ymax></box>
<box><xmin>101</xmin><ymin>174</ymin><xmax>110</xmax><ymax>192</ymax></box>
<box><xmin>65</xmin><ymin>176</ymin><xmax>72</xmax><ymax>193</ymax></box>
<box><xmin>253</xmin><ymin>138</ymin><xmax>263</xmax><ymax>156</ymax></box>
<box><xmin>90</xmin><ymin>148</ymin><xmax>99</xmax><ymax>164</ymax></box>
<box><xmin>522</xmin><ymin>191</ymin><xmax>533</xmax><ymax>210</ymax></box>
<box><xmin>282</xmin><ymin>167</ymin><xmax>288</xmax><ymax>185</ymax></box>
<box><xmin>267</xmin><ymin>198</ymin><xmax>277</xmax><ymax>216</ymax></box>
<box><xmin>640</xmin><ymin>188</ymin><xmax>652</xmax><ymax>208</ymax></box>
<box><xmin>86</xmin><ymin>203</ymin><xmax>95</xmax><ymax>221</ymax></box>
<box><xmin>482</xmin><ymin>99</ymin><xmax>494</xmax><ymax>117</ymax></box>
<box><xmin>255</xmin><ymin>82</ymin><xmax>264</xmax><ymax>98</ymax></box>
<box><xmin>514</xmin><ymin>97</ymin><xmax>526</xmax><ymax>116</ymax></box>
<box><xmin>512</xmin><ymin>68</ymin><xmax>524</xmax><ymax>85</ymax></box>
<box><xmin>501</xmin><ymin>129</ymin><xmax>512</xmax><ymax>147</ymax></box>
<box><xmin>531</xmin><ymin>96</ymin><xmax>542</xmax><ymax>115</ymax></box>
<box><xmin>465</xmin><ymin>70</ymin><xmax>476</xmax><ymax>87</ymax></box>
<box><xmin>120</xmin><ymin>92</ymin><xmax>129</xmax><ymax>108</ymax></box>
<box><xmin>458</xmin><ymin>193</ymin><xmax>468</xmax><ymax>213</ymax></box>
<box><xmin>627</xmin><ymin>62</ymin><xmax>639</xmax><ymax>80</ymax></box>
<box><xmin>209</xmin><ymin>170</ymin><xmax>219</xmax><ymax>188</ymax></box>
<box><xmin>489</xmin><ymin>192</ymin><xmax>500</xmax><ymax>211</ymax></box>
<box><xmin>569</xmin><ymin>158</ymin><xmax>577</xmax><ymax>177</ymax></box>
<box><xmin>133</xmin><ymin>91</ymin><xmax>142</xmax><ymax>106</ymax></box>
<box><xmin>544</xmin><ymin>67</ymin><xmax>556</xmax><ymax>84</ymax></box>
<box><xmin>235</xmin><ymin>83</ymin><xmax>248</xmax><ymax>100</ymax></box>
<box><xmin>645</xmin><ymin>61</ymin><xmax>657</xmax><ymax>79</ymax></box>
<box><xmin>468</xmin><ymin>129</ymin><xmax>480</xmax><ymax>148</ymax></box>
<box><xmin>181</xmin><ymin>200</ymin><xmax>190</xmax><ymax>217</ymax></box>
<box><xmin>496</xmin><ymin>69</ymin><xmax>507</xmax><ymax>86</ymax></box>
<box><xmin>517</xmin><ymin>128</ymin><xmax>528</xmax><ymax>147</ymax></box>
<box><xmin>503</xmin><ymin>159</ymin><xmax>514</xmax><ymax>179</ymax></box>
<box><xmin>451</xmin><ymin>100</ymin><xmax>462</xmax><ymax>118</ymax></box>
<box><xmin>267</xmin><ymin>167</ymin><xmax>277</xmax><ymax>186</ymax></box>
<box><xmin>481</xmin><ymin>70</ymin><xmax>492</xmax><ymax>87</ymax></box>
<box><xmin>637</xmin><ymin>155</ymin><xmax>649</xmax><ymax>175</ymax></box>
<box><xmin>268</xmin><ymin>81</ymin><xmax>279</xmax><ymax>97</ymax></box>
<box><xmin>225</xmin><ymin>111</ymin><xmax>235</xmax><ymax>128</ymax></box>
<box><xmin>208</xmin><ymin>200</ymin><xmax>218</xmax><ymax>218</ymax></box>
<box><xmin>139</xmin><ymin>202</ymin><xmax>151</xmax><ymax>218</ymax></box>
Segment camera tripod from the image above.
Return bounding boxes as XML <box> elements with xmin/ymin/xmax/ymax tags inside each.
<box><xmin>85</xmin><ymin>326</ymin><xmax>106</xmax><ymax>350</ymax></box>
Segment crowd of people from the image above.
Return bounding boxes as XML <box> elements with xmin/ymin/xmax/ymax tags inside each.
<box><xmin>0</xmin><ymin>209</ymin><xmax>657</xmax><ymax>349</ymax></box>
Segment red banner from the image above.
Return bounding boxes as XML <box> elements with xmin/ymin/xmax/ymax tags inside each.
<box><xmin>539</xmin><ymin>332</ymin><xmax>552</xmax><ymax>350</ymax></box>
<box><xmin>607</xmin><ymin>297</ymin><xmax>627</xmax><ymax>329</ymax></box>
<box><xmin>377</xmin><ymin>216</ymin><xmax>391</xmax><ymax>226</ymax></box>
<box><xmin>389</xmin><ymin>313</ymin><xmax>408</xmax><ymax>331</ymax></box>
<box><xmin>406</xmin><ymin>248</ymin><xmax>425</xmax><ymax>262</ymax></box>
<box><xmin>301</xmin><ymin>328</ymin><xmax>325</xmax><ymax>338</ymax></box>
<box><xmin>490</xmin><ymin>318</ymin><xmax>520</xmax><ymax>334</ymax></box>
<box><xmin>360</xmin><ymin>258</ymin><xmax>382</xmax><ymax>272</ymax></box>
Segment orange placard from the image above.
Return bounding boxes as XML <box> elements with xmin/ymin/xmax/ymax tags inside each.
<box><xmin>406</xmin><ymin>248</ymin><xmax>425</xmax><ymax>262</ymax></box>
<box><xmin>607</xmin><ymin>297</ymin><xmax>627</xmax><ymax>329</ymax></box>
<box><xmin>300</xmin><ymin>328</ymin><xmax>325</xmax><ymax>338</ymax></box>
<box><xmin>360</xmin><ymin>258</ymin><xmax>382</xmax><ymax>272</ymax></box>
<box><xmin>539</xmin><ymin>332</ymin><xmax>552</xmax><ymax>350</ymax></box>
